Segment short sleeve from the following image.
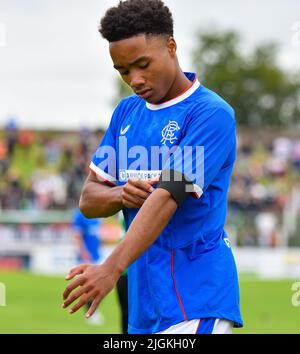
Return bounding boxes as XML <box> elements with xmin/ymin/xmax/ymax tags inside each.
<box><xmin>161</xmin><ymin>106</ymin><xmax>236</xmax><ymax>199</ymax></box>
<box><xmin>89</xmin><ymin>104</ymin><xmax>121</xmax><ymax>186</ymax></box>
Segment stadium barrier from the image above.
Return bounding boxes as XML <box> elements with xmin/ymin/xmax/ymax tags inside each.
<box><xmin>1</xmin><ymin>210</ymin><xmax>300</xmax><ymax>277</ymax></box>
<box><xmin>0</xmin><ymin>210</ymin><xmax>118</xmax><ymax>273</ymax></box>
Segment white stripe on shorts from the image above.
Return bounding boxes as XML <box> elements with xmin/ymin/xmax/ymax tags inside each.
<box><xmin>212</xmin><ymin>319</ymin><xmax>233</xmax><ymax>334</ymax></box>
<box><xmin>155</xmin><ymin>319</ymin><xmax>233</xmax><ymax>334</ymax></box>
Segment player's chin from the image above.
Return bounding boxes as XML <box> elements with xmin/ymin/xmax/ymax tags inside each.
<box><xmin>144</xmin><ymin>97</ymin><xmax>155</xmax><ymax>104</ymax></box>
<box><xmin>144</xmin><ymin>91</ymin><xmax>162</xmax><ymax>104</ymax></box>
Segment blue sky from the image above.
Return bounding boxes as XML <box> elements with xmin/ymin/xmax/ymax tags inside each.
<box><xmin>0</xmin><ymin>0</ymin><xmax>299</xmax><ymax>129</ymax></box>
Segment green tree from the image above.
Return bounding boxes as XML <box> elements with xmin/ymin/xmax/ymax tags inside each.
<box><xmin>193</xmin><ymin>29</ymin><xmax>300</xmax><ymax>127</ymax></box>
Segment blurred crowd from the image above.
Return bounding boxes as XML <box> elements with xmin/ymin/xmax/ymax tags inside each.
<box><xmin>0</xmin><ymin>120</ymin><xmax>104</xmax><ymax>211</ymax></box>
<box><xmin>230</xmin><ymin>136</ymin><xmax>300</xmax><ymax>209</ymax></box>
<box><xmin>228</xmin><ymin>134</ymin><xmax>300</xmax><ymax>246</ymax></box>
<box><xmin>1</xmin><ymin>120</ymin><xmax>300</xmax><ymax>247</ymax></box>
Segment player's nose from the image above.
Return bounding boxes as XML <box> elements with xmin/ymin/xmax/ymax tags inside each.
<box><xmin>130</xmin><ymin>74</ymin><xmax>146</xmax><ymax>89</ymax></box>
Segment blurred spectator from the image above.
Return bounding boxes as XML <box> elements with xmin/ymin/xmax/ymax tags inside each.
<box><xmin>71</xmin><ymin>208</ymin><xmax>104</xmax><ymax>325</ymax></box>
<box><xmin>5</xmin><ymin>118</ymin><xmax>18</xmax><ymax>158</ymax></box>
<box><xmin>292</xmin><ymin>140</ymin><xmax>300</xmax><ymax>171</ymax></box>
<box><xmin>255</xmin><ymin>208</ymin><xmax>279</xmax><ymax>247</ymax></box>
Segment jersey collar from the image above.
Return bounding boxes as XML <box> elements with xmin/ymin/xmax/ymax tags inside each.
<box><xmin>145</xmin><ymin>72</ymin><xmax>200</xmax><ymax>111</ymax></box>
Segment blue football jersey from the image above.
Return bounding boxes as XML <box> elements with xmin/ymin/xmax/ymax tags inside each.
<box><xmin>90</xmin><ymin>73</ymin><xmax>243</xmax><ymax>333</ymax></box>
<box><xmin>72</xmin><ymin>208</ymin><xmax>102</xmax><ymax>263</ymax></box>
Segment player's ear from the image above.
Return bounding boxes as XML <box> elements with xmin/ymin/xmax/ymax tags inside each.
<box><xmin>167</xmin><ymin>37</ymin><xmax>177</xmax><ymax>56</ymax></box>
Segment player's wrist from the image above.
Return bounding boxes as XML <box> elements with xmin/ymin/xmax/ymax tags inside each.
<box><xmin>116</xmin><ymin>186</ymin><xmax>125</xmax><ymax>207</ymax></box>
<box><xmin>104</xmin><ymin>256</ymin><xmax>125</xmax><ymax>280</ymax></box>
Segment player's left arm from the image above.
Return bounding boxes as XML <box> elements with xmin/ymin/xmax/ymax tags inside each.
<box><xmin>62</xmin><ymin>187</ymin><xmax>177</xmax><ymax>317</ymax></box>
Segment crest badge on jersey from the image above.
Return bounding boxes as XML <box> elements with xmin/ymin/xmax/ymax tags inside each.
<box><xmin>161</xmin><ymin>121</ymin><xmax>180</xmax><ymax>145</ymax></box>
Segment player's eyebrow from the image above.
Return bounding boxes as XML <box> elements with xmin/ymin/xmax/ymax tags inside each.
<box><xmin>113</xmin><ymin>56</ymin><xmax>151</xmax><ymax>70</ymax></box>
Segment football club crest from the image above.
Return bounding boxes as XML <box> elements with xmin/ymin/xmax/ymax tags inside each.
<box><xmin>161</xmin><ymin>121</ymin><xmax>180</xmax><ymax>145</ymax></box>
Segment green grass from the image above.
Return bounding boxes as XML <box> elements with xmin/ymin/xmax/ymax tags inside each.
<box><xmin>0</xmin><ymin>271</ymin><xmax>299</xmax><ymax>334</ymax></box>
<box><xmin>235</xmin><ymin>277</ymin><xmax>300</xmax><ymax>334</ymax></box>
<box><xmin>0</xmin><ymin>271</ymin><xmax>121</xmax><ymax>334</ymax></box>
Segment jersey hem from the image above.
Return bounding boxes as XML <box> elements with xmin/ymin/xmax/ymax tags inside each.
<box><xmin>128</xmin><ymin>312</ymin><xmax>243</xmax><ymax>334</ymax></box>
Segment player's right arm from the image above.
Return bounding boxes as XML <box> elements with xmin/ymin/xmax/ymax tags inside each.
<box><xmin>79</xmin><ymin>171</ymin><xmax>156</xmax><ymax>219</ymax></box>
<box><xmin>79</xmin><ymin>171</ymin><xmax>123</xmax><ymax>218</ymax></box>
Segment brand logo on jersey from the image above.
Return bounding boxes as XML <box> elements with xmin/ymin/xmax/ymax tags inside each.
<box><xmin>119</xmin><ymin>169</ymin><xmax>161</xmax><ymax>182</ymax></box>
<box><xmin>120</xmin><ymin>125</ymin><xmax>131</xmax><ymax>135</ymax></box>
<box><xmin>161</xmin><ymin>121</ymin><xmax>180</xmax><ymax>145</ymax></box>
<box><xmin>224</xmin><ymin>238</ymin><xmax>231</xmax><ymax>248</ymax></box>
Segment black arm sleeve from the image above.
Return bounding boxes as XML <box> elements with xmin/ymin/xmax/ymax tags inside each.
<box><xmin>156</xmin><ymin>169</ymin><xmax>194</xmax><ymax>207</ymax></box>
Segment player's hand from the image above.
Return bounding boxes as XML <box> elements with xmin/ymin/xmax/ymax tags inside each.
<box><xmin>62</xmin><ymin>263</ymin><xmax>118</xmax><ymax>318</ymax></box>
<box><xmin>121</xmin><ymin>178</ymin><xmax>158</xmax><ymax>208</ymax></box>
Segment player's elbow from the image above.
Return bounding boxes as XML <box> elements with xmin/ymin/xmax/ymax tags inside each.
<box><xmin>78</xmin><ymin>196</ymin><xmax>93</xmax><ymax>219</ymax></box>
<box><xmin>78</xmin><ymin>186</ymin><xmax>98</xmax><ymax>218</ymax></box>
<box><xmin>79</xmin><ymin>190</ymin><xmax>112</xmax><ymax>219</ymax></box>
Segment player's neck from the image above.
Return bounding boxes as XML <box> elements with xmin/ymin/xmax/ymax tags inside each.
<box><xmin>158</xmin><ymin>71</ymin><xmax>193</xmax><ymax>104</ymax></box>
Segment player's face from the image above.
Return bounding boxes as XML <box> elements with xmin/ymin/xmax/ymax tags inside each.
<box><xmin>109</xmin><ymin>34</ymin><xmax>178</xmax><ymax>104</ymax></box>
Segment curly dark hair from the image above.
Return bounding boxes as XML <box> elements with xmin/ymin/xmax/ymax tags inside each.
<box><xmin>99</xmin><ymin>0</ymin><xmax>174</xmax><ymax>42</ymax></box>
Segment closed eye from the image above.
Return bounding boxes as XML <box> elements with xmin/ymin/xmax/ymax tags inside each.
<box><xmin>139</xmin><ymin>62</ymin><xmax>150</xmax><ymax>69</ymax></box>
<box><xmin>118</xmin><ymin>62</ymin><xmax>150</xmax><ymax>76</ymax></box>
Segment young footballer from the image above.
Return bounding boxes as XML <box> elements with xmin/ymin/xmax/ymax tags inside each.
<box><xmin>62</xmin><ymin>0</ymin><xmax>243</xmax><ymax>334</ymax></box>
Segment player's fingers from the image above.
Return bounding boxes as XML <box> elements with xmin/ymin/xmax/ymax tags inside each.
<box><xmin>128</xmin><ymin>178</ymin><xmax>155</xmax><ymax>193</ymax></box>
<box><xmin>122</xmin><ymin>194</ymin><xmax>144</xmax><ymax>208</ymax></box>
<box><xmin>69</xmin><ymin>292</ymin><xmax>95</xmax><ymax>314</ymax></box>
<box><xmin>122</xmin><ymin>188</ymin><xmax>145</xmax><ymax>203</ymax></box>
<box><xmin>65</xmin><ymin>264</ymin><xmax>89</xmax><ymax>280</ymax></box>
<box><xmin>148</xmin><ymin>176</ymin><xmax>160</xmax><ymax>184</ymax></box>
<box><xmin>63</xmin><ymin>276</ymin><xmax>85</xmax><ymax>300</ymax></box>
<box><xmin>123</xmin><ymin>183</ymin><xmax>150</xmax><ymax>200</ymax></box>
<box><xmin>85</xmin><ymin>295</ymin><xmax>102</xmax><ymax>318</ymax></box>
<box><xmin>69</xmin><ymin>297</ymin><xmax>87</xmax><ymax>314</ymax></box>
<box><xmin>122</xmin><ymin>198</ymin><xmax>142</xmax><ymax>209</ymax></box>
<box><xmin>62</xmin><ymin>284</ymin><xmax>92</xmax><ymax>308</ymax></box>
<box><xmin>122</xmin><ymin>200</ymin><xmax>138</xmax><ymax>209</ymax></box>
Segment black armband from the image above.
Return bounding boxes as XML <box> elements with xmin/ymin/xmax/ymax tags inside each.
<box><xmin>156</xmin><ymin>169</ymin><xmax>194</xmax><ymax>206</ymax></box>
